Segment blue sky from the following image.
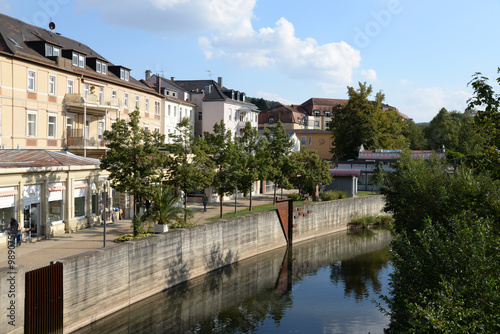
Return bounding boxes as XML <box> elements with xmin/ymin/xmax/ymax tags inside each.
<box><xmin>2</xmin><ymin>0</ymin><xmax>500</xmax><ymax>122</ymax></box>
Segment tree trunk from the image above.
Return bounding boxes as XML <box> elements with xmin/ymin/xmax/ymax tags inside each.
<box><xmin>249</xmin><ymin>189</ymin><xmax>253</xmax><ymax>212</ymax></box>
<box><xmin>219</xmin><ymin>193</ymin><xmax>223</xmax><ymax>218</ymax></box>
<box><xmin>234</xmin><ymin>188</ymin><xmax>237</xmax><ymax>214</ymax></box>
<box><xmin>273</xmin><ymin>181</ymin><xmax>277</xmax><ymax>205</ymax></box>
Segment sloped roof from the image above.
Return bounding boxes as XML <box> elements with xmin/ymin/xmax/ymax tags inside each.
<box><xmin>0</xmin><ymin>150</ymin><xmax>100</xmax><ymax>168</ymax></box>
<box><xmin>0</xmin><ymin>13</ymin><xmax>157</xmax><ymax>95</ymax></box>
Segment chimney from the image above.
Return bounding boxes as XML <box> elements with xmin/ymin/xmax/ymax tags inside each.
<box><xmin>156</xmin><ymin>75</ymin><xmax>161</xmax><ymax>94</ymax></box>
<box><xmin>218</xmin><ymin>77</ymin><xmax>223</xmax><ymax>87</ymax></box>
<box><xmin>171</xmin><ymin>77</ymin><xmax>175</xmax><ymax>81</ymax></box>
<box><xmin>145</xmin><ymin>70</ymin><xmax>152</xmax><ymax>80</ymax></box>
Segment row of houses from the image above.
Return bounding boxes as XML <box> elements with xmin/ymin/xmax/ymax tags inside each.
<box><xmin>0</xmin><ymin>12</ymin><xmax>405</xmax><ymax>246</ymax></box>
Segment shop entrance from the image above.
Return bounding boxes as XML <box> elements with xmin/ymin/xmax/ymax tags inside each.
<box><xmin>24</xmin><ymin>203</ymin><xmax>40</xmax><ymax>237</ymax></box>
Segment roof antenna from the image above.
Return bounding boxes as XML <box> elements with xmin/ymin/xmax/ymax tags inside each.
<box><xmin>206</xmin><ymin>70</ymin><xmax>212</xmax><ymax>79</ymax></box>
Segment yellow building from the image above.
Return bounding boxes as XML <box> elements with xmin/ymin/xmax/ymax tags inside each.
<box><xmin>0</xmin><ymin>13</ymin><xmax>163</xmax><ymax>158</ymax></box>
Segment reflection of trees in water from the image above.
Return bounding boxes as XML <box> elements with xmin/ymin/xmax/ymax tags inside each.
<box><xmin>186</xmin><ymin>289</ymin><xmax>293</xmax><ymax>334</ymax></box>
<box><xmin>330</xmin><ymin>247</ymin><xmax>390</xmax><ymax>302</ymax></box>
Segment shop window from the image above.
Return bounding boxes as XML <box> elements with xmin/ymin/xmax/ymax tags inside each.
<box><xmin>74</xmin><ymin>197</ymin><xmax>86</xmax><ymax>217</ymax></box>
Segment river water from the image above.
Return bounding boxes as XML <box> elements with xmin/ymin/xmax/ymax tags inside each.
<box><xmin>74</xmin><ymin>229</ymin><xmax>392</xmax><ymax>334</ymax></box>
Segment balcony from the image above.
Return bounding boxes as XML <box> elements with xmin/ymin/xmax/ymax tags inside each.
<box><xmin>64</xmin><ymin>94</ymin><xmax>120</xmax><ymax>116</ymax></box>
<box><xmin>67</xmin><ymin>129</ymin><xmax>107</xmax><ymax>149</ymax></box>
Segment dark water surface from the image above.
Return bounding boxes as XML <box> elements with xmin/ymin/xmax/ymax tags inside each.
<box><xmin>74</xmin><ymin>229</ymin><xmax>392</xmax><ymax>334</ymax></box>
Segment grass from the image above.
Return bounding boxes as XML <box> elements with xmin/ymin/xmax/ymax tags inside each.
<box><xmin>206</xmin><ymin>200</ymin><xmax>308</xmax><ymax>221</ymax></box>
<box><xmin>357</xmin><ymin>191</ymin><xmax>381</xmax><ymax>197</ymax></box>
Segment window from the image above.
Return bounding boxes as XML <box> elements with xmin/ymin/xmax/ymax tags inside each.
<box><xmin>84</xmin><ymin>84</ymin><xmax>89</xmax><ymax>98</ymax></box>
<box><xmin>154</xmin><ymin>101</ymin><xmax>160</xmax><ymax>115</ymax></box>
<box><xmin>314</xmin><ymin>110</ymin><xmax>320</xmax><ymax>117</ymax></box>
<box><xmin>229</xmin><ymin>108</ymin><xmax>232</xmax><ymax>121</ymax></box>
<box><xmin>144</xmin><ymin>124</ymin><xmax>149</xmax><ymax>132</ymax></box>
<box><xmin>48</xmin><ymin>75</ymin><xmax>56</xmax><ymax>95</ymax></box>
<box><xmin>154</xmin><ymin>126</ymin><xmax>160</xmax><ymax>133</ymax></box>
<box><xmin>112</xmin><ymin>90</ymin><xmax>117</xmax><ymax>98</ymax></box>
<box><xmin>74</xmin><ymin>195</ymin><xmax>86</xmax><ymax>217</ymax></box>
<box><xmin>314</xmin><ymin>121</ymin><xmax>320</xmax><ymax>128</ymax></box>
<box><xmin>28</xmin><ymin>70</ymin><xmax>36</xmax><ymax>91</ymax></box>
<box><xmin>72</xmin><ymin>52</ymin><xmax>85</xmax><ymax>68</ymax></box>
<box><xmin>66</xmin><ymin>116</ymin><xmax>73</xmax><ymax>137</ymax></box>
<box><xmin>45</xmin><ymin>44</ymin><xmax>61</xmax><ymax>57</ymax></box>
<box><xmin>324</xmin><ymin>111</ymin><xmax>331</xmax><ymax>117</ymax></box>
<box><xmin>145</xmin><ymin>98</ymin><xmax>149</xmax><ymax>113</ymax></box>
<box><xmin>309</xmin><ymin>136</ymin><xmax>312</xmax><ymax>145</ymax></box>
<box><xmin>298</xmin><ymin>118</ymin><xmax>302</xmax><ymax>125</ymax></box>
<box><xmin>174</xmin><ymin>106</ymin><xmax>176</xmax><ymax>117</ymax></box>
<box><xmin>98</xmin><ymin>118</ymin><xmax>104</xmax><ymax>140</ymax></box>
<box><xmin>48</xmin><ymin>115</ymin><xmax>56</xmax><ymax>138</ymax></box>
<box><xmin>325</xmin><ymin>121</ymin><xmax>330</xmax><ymax>129</ymax></box>
<box><xmin>91</xmin><ymin>194</ymin><xmax>98</xmax><ymax>215</ymax></box>
<box><xmin>27</xmin><ymin>112</ymin><xmax>37</xmax><ymax>137</ymax></box>
<box><xmin>268</xmin><ymin>117</ymin><xmax>275</xmax><ymax>125</ymax></box>
<box><xmin>102</xmin><ymin>63</ymin><xmax>107</xmax><ymax>75</ymax></box>
<box><xmin>67</xmin><ymin>79</ymin><xmax>74</xmax><ymax>94</ymax></box>
<box><xmin>96</xmin><ymin>60</ymin><xmax>107</xmax><ymax>74</ymax></box>
<box><xmin>96</xmin><ymin>61</ymin><xmax>101</xmax><ymax>73</ymax></box>
<box><xmin>99</xmin><ymin>87</ymin><xmax>103</xmax><ymax>104</ymax></box>
<box><xmin>198</xmin><ymin>111</ymin><xmax>202</xmax><ymax>121</ymax></box>
<box><xmin>120</xmin><ymin>68</ymin><xmax>130</xmax><ymax>81</ymax></box>
<box><xmin>301</xmin><ymin>136</ymin><xmax>306</xmax><ymax>146</ymax></box>
<box><xmin>124</xmin><ymin>92</ymin><xmax>129</xmax><ymax>108</ymax></box>
<box><xmin>168</xmin><ymin>105</ymin><xmax>171</xmax><ymax>116</ymax></box>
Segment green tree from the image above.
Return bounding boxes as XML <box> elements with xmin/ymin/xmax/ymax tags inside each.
<box><xmin>100</xmin><ymin>108</ymin><xmax>165</xmax><ymax>236</ymax></box>
<box><xmin>403</xmin><ymin>118</ymin><xmax>428</xmax><ymax>150</ymax></box>
<box><xmin>163</xmin><ymin>118</ymin><xmax>213</xmax><ymax>222</ymax></box>
<box><xmin>236</xmin><ymin>122</ymin><xmax>271</xmax><ymax>211</ymax></box>
<box><xmin>264</xmin><ymin>120</ymin><xmax>296</xmax><ymax>204</ymax></box>
<box><xmin>330</xmin><ymin>82</ymin><xmax>406</xmax><ymax>160</ymax></box>
<box><xmin>380</xmin><ymin>154</ymin><xmax>500</xmax><ymax>333</ymax></box>
<box><xmin>204</xmin><ymin>121</ymin><xmax>239</xmax><ymax>218</ymax></box>
<box><xmin>289</xmin><ymin>147</ymin><xmax>332</xmax><ymax>201</ymax></box>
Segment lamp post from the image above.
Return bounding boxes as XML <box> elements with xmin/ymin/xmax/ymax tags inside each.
<box><xmin>103</xmin><ymin>182</ymin><xmax>107</xmax><ymax>248</ymax></box>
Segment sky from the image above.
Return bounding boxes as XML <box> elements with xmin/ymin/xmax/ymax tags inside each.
<box><xmin>2</xmin><ymin>0</ymin><xmax>500</xmax><ymax>123</ymax></box>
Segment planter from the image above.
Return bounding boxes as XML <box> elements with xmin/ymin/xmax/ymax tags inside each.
<box><xmin>154</xmin><ymin>223</ymin><xmax>169</xmax><ymax>233</ymax></box>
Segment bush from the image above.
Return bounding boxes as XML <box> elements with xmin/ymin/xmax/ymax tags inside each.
<box><xmin>319</xmin><ymin>190</ymin><xmax>348</xmax><ymax>201</ymax></box>
<box><xmin>287</xmin><ymin>193</ymin><xmax>302</xmax><ymax>201</ymax></box>
<box><xmin>170</xmin><ymin>221</ymin><xmax>198</xmax><ymax>229</ymax></box>
<box><xmin>349</xmin><ymin>213</ymin><xmax>392</xmax><ymax>228</ymax></box>
<box><xmin>117</xmin><ymin>233</ymin><xmax>153</xmax><ymax>242</ymax></box>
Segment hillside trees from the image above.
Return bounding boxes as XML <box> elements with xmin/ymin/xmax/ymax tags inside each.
<box><xmin>100</xmin><ymin>108</ymin><xmax>166</xmax><ymax>236</ymax></box>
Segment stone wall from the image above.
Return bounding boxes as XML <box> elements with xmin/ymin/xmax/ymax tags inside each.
<box><xmin>0</xmin><ymin>265</ymin><xmax>25</xmax><ymax>334</ymax></box>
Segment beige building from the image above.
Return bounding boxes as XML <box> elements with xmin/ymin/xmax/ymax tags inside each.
<box><xmin>0</xmin><ymin>14</ymin><xmax>164</xmax><ymax>246</ymax></box>
<box><xmin>0</xmin><ymin>13</ymin><xmax>164</xmax><ymax>158</ymax></box>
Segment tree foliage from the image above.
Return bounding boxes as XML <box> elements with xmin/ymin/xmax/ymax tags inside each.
<box><xmin>330</xmin><ymin>82</ymin><xmax>408</xmax><ymax>160</ymax></box>
<box><xmin>380</xmin><ymin>153</ymin><xmax>500</xmax><ymax>333</ymax></box>
<box><xmin>263</xmin><ymin>120</ymin><xmax>297</xmax><ymax>204</ymax></box>
<box><xmin>204</xmin><ymin>121</ymin><xmax>239</xmax><ymax>218</ymax></box>
<box><xmin>100</xmin><ymin>108</ymin><xmax>165</xmax><ymax>235</ymax></box>
<box><xmin>163</xmin><ymin>118</ymin><xmax>213</xmax><ymax>222</ymax></box>
<box><xmin>289</xmin><ymin>147</ymin><xmax>332</xmax><ymax>201</ymax></box>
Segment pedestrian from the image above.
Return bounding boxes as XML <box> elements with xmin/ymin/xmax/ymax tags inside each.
<box><xmin>202</xmin><ymin>194</ymin><xmax>208</xmax><ymax>213</ymax></box>
<box><xmin>17</xmin><ymin>223</ymin><xmax>22</xmax><ymax>246</ymax></box>
<box><xmin>9</xmin><ymin>217</ymin><xmax>19</xmax><ymax>248</ymax></box>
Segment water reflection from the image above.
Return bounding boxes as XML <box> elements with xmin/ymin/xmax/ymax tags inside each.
<box><xmin>74</xmin><ymin>229</ymin><xmax>392</xmax><ymax>334</ymax></box>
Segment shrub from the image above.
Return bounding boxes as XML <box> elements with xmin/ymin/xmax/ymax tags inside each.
<box><xmin>287</xmin><ymin>193</ymin><xmax>302</xmax><ymax>201</ymax></box>
<box><xmin>319</xmin><ymin>190</ymin><xmax>348</xmax><ymax>201</ymax></box>
<box><xmin>170</xmin><ymin>221</ymin><xmax>197</xmax><ymax>229</ymax></box>
<box><xmin>349</xmin><ymin>213</ymin><xmax>392</xmax><ymax>228</ymax></box>
<box><xmin>116</xmin><ymin>233</ymin><xmax>153</xmax><ymax>242</ymax></box>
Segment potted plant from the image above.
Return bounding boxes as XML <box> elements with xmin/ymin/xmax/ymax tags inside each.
<box><xmin>148</xmin><ymin>185</ymin><xmax>183</xmax><ymax>233</ymax></box>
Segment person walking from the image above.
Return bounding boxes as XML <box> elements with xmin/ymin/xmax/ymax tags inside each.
<box><xmin>9</xmin><ymin>217</ymin><xmax>19</xmax><ymax>248</ymax></box>
<box><xmin>202</xmin><ymin>194</ymin><xmax>208</xmax><ymax>213</ymax></box>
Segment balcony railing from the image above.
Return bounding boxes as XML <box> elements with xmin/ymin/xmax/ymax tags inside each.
<box><xmin>64</xmin><ymin>94</ymin><xmax>120</xmax><ymax>110</ymax></box>
<box><xmin>66</xmin><ymin>130</ymin><xmax>107</xmax><ymax>148</ymax></box>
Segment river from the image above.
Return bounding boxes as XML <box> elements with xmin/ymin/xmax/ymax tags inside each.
<box><xmin>74</xmin><ymin>228</ymin><xmax>392</xmax><ymax>334</ymax></box>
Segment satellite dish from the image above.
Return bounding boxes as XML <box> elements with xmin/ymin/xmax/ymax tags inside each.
<box><xmin>49</xmin><ymin>21</ymin><xmax>55</xmax><ymax>31</ymax></box>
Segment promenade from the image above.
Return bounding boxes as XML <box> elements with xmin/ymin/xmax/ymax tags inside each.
<box><xmin>0</xmin><ymin>192</ymin><xmax>289</xmax><ymax>271</ymax></box>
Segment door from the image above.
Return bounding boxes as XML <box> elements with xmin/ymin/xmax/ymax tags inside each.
<box><xmin>24</xmin><ymin>203</ymin><xmax>40</xmax><ymax>236</ymax></box>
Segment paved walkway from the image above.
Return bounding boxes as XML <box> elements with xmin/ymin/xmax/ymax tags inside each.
<box><xmin>0</xmin><ymin>191</ymin><xmax>292</xmax><ymax>271</ymax></box>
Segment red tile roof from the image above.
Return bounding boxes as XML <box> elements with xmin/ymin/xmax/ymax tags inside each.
<box><xmin>0</xmin><ymin>150</ymin><xmax>100</xmax><ymax>168</ymax></box>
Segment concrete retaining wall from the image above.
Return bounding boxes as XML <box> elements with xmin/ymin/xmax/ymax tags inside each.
<box><xmin>1</xmin><ymin>195</ymin><xmax>384</xmax><ymax>333</ymax></box>
<box><xmin>0</xmin><ymin>265</ymin><xmax>25</xmax><ymax>334</ymax></box>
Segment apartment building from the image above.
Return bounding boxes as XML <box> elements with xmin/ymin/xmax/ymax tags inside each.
<box><xmin>0</xmin><ymin>13</ymin><xmax>163</xmax><ymax>244</ymax></box>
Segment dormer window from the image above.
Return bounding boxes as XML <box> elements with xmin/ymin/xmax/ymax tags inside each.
<box><xmin>96</xmin><ymin>60</ymin><xmax>107</xmax><ymax>74</ymax></box>
<box><xmin>120</xmin><ymin>68</ymin><xmax>130</xmax><ymax>81</ymax></box>
<box><xmin>72</xmin><ymin>52</ymin><xmax>85</xmax><ymax>68</ymax></box>
<box><xmin>269</xmin><ymin>117</ymin><xmax>275</xmax><ymax>125</ymax></box>
<box><xmin>45</xmin><ymin>44</ymin><xmax>60</xmax><ymax>57</ymax></box>
<box><xmin>324</xmin><ymin>111</ymin><xmax>331</xmax><ymax>117</ymax></box>
<box><xmin>314</xmin><ymin>110</ymin><xmax>320</xmax><ymax>117</ymax></box>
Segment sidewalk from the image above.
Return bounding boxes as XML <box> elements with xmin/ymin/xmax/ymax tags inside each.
<box><xmin>0</xmin><ymin>191</ymin><xmax>291</xmax><ymax>271</ymax></box>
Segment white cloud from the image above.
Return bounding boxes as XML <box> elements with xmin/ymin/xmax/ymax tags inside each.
<box><xmin>399</xmin><ymin>87</ymin><xmax>471</xmax><ymax>122</ymax></box>
<box><xmin>201</xmin><ymin>17</ymin><xmax>361</xmax><ymax>84</ymax></box>
<box><xmin>255</xmin><ymin>91</ymin><xmax>293</xmax><ymax>106</ymax></box>
<box><xmin>361</xmin><ymin>69</ymin><xmax>377</xmax><ymax>82</ymax></box>
<box><xmin>75</xmin><ymin>0</ymin><xmax>256</xmax><ymax>36</ymax></box>
<box><xmin>400</xmin><ymin>79</ymin><xmax>412</xmax><ymax>86</ymax></box>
